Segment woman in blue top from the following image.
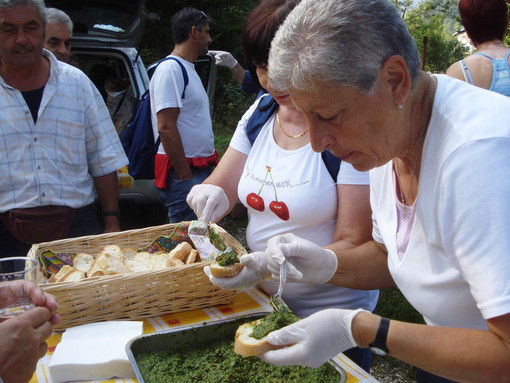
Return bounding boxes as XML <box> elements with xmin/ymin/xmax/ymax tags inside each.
<box><xmin>446</xmin><ymin>0</ymin><xmax>510</xmax><ymax>97</ymax></box>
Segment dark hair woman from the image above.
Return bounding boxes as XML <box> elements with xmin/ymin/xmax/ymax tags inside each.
<box><xmin>446</xmin><ymin>0</ymin><xmax>510</xmax><ymax>96</ymax></box>
<box><xmin>187</xmin><ymin>0</ymin><xmax>378</xmax><ymax>372</ymax></box>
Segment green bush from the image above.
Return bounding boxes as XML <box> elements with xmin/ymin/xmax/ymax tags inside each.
<box><xmin>212</xmin><ymin>72</ymin><xmax>256</xmax><ymax>156</ymax></box>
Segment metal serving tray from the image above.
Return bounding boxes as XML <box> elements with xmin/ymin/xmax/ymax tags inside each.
<box><xmin>126</xmin><ymin>312</ymin><xmax>346</xmax><ymax>383</ymax></box>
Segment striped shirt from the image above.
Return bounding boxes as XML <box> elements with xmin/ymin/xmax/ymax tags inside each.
<box><xmin>0</xmin><ymin>50</ymin><xmax>128</xmax><ymax>212</ymax></box>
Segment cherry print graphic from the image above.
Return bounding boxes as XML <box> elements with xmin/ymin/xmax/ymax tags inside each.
<box><xmin>246</xmin><ymin>192</ymin><xmax>265</xmax><ymax>211</ymax></box>
<box><xmin>267</xmin><ymin>166</ymin><xmax>290</xmax><ymax>221</ymax></box>
<box><xmin>269</xmin><ymin>201</ymin><xmax>289</xmax><ymax>221</ymax></box>
<box><xmin>246</xmin><ymin>165</ymin><xmax>272</xmax><ymax>212</ymax></box>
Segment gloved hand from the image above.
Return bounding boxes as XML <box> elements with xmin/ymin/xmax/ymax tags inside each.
<box><xmin>186</xmin><ymin>184</ymin><xmax>229</xmax><ymax>223</ymax></box>
<box><xmin>260</xmin><ymin>308</ymin><xmax>367</xmax><ymax>368</ymax></box>
<box><xmin>209</xmin><ymin>50</ymin><xmax>238</xmax><ymax>69</ymax></box>
<box><xmin>204</xmin><ymin>251</ymin><xmax>271</xmax><ymax>290</ymax></box>
<box><xmin>265</xmin><ymin>233</ymin><xmax>338</xmax><ymax>284</ymax></box>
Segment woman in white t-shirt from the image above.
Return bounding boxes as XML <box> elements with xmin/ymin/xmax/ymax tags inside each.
<box><xmin>187</xmin><ymin>0</ymin><xmax>377</xmax><ymax>372</ymax></box>
<box><xmin>254</xmin><ymin>1</ymin><xmax>510</xmax><ymax>382</ymax></box>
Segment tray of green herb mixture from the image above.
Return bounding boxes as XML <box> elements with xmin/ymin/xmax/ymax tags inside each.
<box><xmin>127</xmin><ymin>312</ymin><xmax>346</xmax><ymax>383</ymax></box>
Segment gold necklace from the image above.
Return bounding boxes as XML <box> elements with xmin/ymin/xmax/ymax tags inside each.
<box><xmin>172</xmin><ymin>50</ymin><xmax>185</xmax><ymax>59</ymax></box>
<box><xmin>276</xmin><ymin>112</ymin><xmax>308</xmax><ymax>139</ymax></box>
<box><xmin>394</xmin><ymin>76</ymin><xmax>436</xmax><ymax>212</ymax></box>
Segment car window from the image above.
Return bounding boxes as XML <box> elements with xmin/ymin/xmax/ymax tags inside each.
<box><xmin>72</xmin><ymin>52</ymin><xmax>137</xmax><ymax>138</ymax></box>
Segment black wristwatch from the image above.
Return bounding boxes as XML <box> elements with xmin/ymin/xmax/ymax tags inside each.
<box><xmin>102</xmin><ymin>209</ymin><xmax>121</xmax><ymax>218</ymax></box>
<box><xmin>369</xmin><ymin>317</ymin><xmax>390</xmax><ymax>356</ymax></box>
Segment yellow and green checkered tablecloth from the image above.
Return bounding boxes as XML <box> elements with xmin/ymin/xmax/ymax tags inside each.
<box><xmin>31</xmin><ymin>288</ymin><xmax>379</xmax><ymax>383</ymax></box>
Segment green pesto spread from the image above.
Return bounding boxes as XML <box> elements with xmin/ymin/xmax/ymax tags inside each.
<box><xmin>136</xmin><ymin>339</ymin><xmax>341</xmax><ymax>383</ymax></box>
<box><xmin>250</xmin><ymin>305</ymin><xmax>299</xmax><ymax>340</ymax></box>
<box><xmin>216</xmin><ymin>249</ymin><xmax>239</xmax><ymax>266</ymax></box>
<box><xmin>209</xmin><ymin>227</ymin><xmax>227</xmax><ymax>252</ymax></box>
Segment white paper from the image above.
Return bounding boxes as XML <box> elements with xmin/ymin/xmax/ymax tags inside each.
<box><xmin>49</xmin><ymin>321</ymin><xmax>143</xmax><ymax>382</ymax></box>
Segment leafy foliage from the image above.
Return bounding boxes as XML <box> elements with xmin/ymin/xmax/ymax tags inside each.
<box><xmin>396</xmin><ymin>0</ymin><xmax>468</xmax><ymax>72</ymax></box>
<box><xmin>141</xmin><ymin>0</ymin><xmax>258</xmax><ymax>156</ymax></box>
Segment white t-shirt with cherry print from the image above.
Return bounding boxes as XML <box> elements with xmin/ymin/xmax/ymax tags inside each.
<box><xmin>229</xmin><ymin>96</ymin><xmax>378</xmax><ymax>318</ymax></box>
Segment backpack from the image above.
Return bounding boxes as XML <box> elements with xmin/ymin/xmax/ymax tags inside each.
<box><xmin>121</xmin><ymin>57</ymin><xmax>189</xmax><ymax>179</ymax></box>
<box><xmin>245</xmin><ymin>94</ymin><xmax>341</xmax><ymax>181</ymax></box>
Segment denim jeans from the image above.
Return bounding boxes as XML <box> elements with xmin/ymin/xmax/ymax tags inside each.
<box><xmin>157</xmin><ymin>165</ymin><xmax>214</xmax><ymax>223</ymax></box>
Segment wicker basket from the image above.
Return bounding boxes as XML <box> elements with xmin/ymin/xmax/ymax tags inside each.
<box><xmin>26</xmin><ymin>223</ymin><xmax>245</xmax><ymax>331</ymax></box>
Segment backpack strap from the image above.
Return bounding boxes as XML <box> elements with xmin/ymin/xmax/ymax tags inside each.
<box><xmin>158</xmin><ymin>56</ymin><xmax>189</xmax><ymax>99</ymax></box>
<box><xmin>246</xmin><ymin>94</ymin><xmax>278</xmax><ymax>145</ymax></box>
<box><xmin>245</xmin><ymin>93</ymin><xmax>341</xmax><ymax>181</ymax></box>
<box><xmin>321</xmin><ymin>150</ymin><xmax>341</xmax><ymax>182</ymax></box>
<box><xmin>150</xmin><ymin>56</ymin><xmax>189</xmax><ymax>148</ymax></box>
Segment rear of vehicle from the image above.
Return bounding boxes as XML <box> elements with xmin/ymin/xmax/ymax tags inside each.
<box><xmin>45</xmin><ymin>1</ymin><xmax>217</xmax><ymax>227</ymax></box>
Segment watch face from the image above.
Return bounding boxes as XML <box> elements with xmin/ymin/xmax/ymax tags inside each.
<box><xmin>370</xmin><ymin>347</ymin><xmax>387</xmax><ymax>356</ymax></box>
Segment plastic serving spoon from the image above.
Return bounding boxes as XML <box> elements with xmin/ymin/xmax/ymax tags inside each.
<box><xmin>269</xmin><ymin>254</ymin><xmax>289</xmax><ymax>312</ymax></box>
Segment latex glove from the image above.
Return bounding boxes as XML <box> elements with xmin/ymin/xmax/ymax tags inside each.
<box><xmin>186</xmin><ymin>184</ymin><xmax>229</xmax><ymax>223</ymax></box>
<box><xmin>204</xmin><ymin>251</ymin><xmax>271</xmax><ymax>290</ymax></box>
<box><xmin>260</xmin><ymin>308</ymin><xmax>366</xmax><ymax>368</ymax></box>
<box><xmin>209</xmin><ymin>50</ymin><xmax>238</xmax><ymax>69</ymax></box>
<box><xmin>0</xmin><ymin>307</ymin><xmax>55</xmax><ymax>383</ymax></box>
<box><xmin>265</xmin><ymin>233</ymin><xmax>338</xmax><ymax>284</ymax></box>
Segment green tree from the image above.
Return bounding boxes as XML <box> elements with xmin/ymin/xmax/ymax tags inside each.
<box><xmin>141</xmin><ymin>0</ymin><xmax>258</xmax><ymax>155</ymax></box>
<box><xmin>397</xmin><ymin>0</ymin><xmax>468</xmax><ymax>73</ymax></box>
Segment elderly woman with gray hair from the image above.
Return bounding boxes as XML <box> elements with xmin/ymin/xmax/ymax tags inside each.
<box><xmin>244</xmin><ymin>0</ymin><xmax>510</xmax><ymax>382</ymax></box>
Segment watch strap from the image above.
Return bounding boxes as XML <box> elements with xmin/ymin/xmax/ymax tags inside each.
<box><xmin>369</xmin><ymin>317</ymin><xmax>390</xmax><ymax>355</ymax></box>
<box><xmin>102</xmin><ymin>210</ymin><xmax>121</xmax><ymax>218</ymax></box>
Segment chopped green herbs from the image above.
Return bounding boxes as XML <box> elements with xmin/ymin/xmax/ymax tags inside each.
<box><xmin>209</xmin><ymin>227</ymin><xmax>227</xmax><ymax>252</ymax></box>
<box><xmin>250</xmin><ymin>305</ymin><xmax>298</xmax><ymax>340</ymax></box>
<box><xmin>216</xmin><ymin>249</ymin><xmax>239</xmax><ymax>266</ymax></box>
<box><xmin>136</xmin><ymin>339</ymin><xmax>340</xmax><ymax>383</ymax></box>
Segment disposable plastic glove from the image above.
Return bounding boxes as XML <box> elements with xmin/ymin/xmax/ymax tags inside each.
<box><xmin>209</xmin><ymin>50</ymin><xmax>238</xmax><ymax>69</ymax></box>
<box><xmin>265</xmin><ymin>233</ymin><xmax>338</xmax><ymax>284</ymax></box>
<box><xmin>203</xmin><ymin>251</ymin><xmax>271</xmax><ymax>290</ymax></box>
<box><xmin>186</xmin><ymin>184</ymin><xmax>229</xmax><ymax>223</ymax></box>
<box><xmin>260</xmin><ymin>308</ymin><xmax>366</xmax><ymax>368</ymax></box>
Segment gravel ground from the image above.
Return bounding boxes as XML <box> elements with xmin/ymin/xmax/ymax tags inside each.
<box><xmin>218</xmin><ymin>214</ymin><xmax>418</xmax><ymax>383</ymax></box>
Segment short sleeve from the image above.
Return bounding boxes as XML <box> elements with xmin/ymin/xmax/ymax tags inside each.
<box><xmin>439</xmin><ymin>138</ymin><xmax>510</xmax><ymax>319</ymax></box>
<box><xmin>229</xmin><ymin>97</ymin><xmax>265</xmax><ymax>155</ymax></box>
<box><xmin>338</xmin><ymin>161</ymin><xmax>370</xmax><ymax>185</ymax></box>
<box><xmin>151</xmin><ymin>61</ymin><xmax>185</xmax><ymax>113</ymax></box>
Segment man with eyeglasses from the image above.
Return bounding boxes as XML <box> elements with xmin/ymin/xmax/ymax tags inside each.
<box><xmin>150</xmin><ymin>8</ymin><xmax>219</xmax><ymax>223</ymax></box>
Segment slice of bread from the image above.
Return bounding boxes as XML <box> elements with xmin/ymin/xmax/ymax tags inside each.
<box><xmin>234</xmin><ymin>320</ymin><xmax>279</xmax><ymax>357</ymax></box>
<box><xmin>173</xmin><ymin>258</ymin><xmax>185</xmax><ymax>267</ymax></box>
<box><xmin>186</xmin><ymin>249</ymin><xmax>199</xmax><ymax>264</ymax></box>
<box><xmin>150</xmin><ymin>252</ymin><xmax>175</xmax><ymax>271</ymax></box>
<box><xmin>49</xmin><ymin>265</ymin><xmax>73</xmax><ymax>283</ymax></box>
<box><xmin>169</xmin><ymin>242</ymin><xmax>192</xmax><ymax>262</ymax></box>
<box><xmin>73</xmin><ymin>253</ymin><xmax>94</xmax><ymax>274</ymax></box>
<box><xmin>122</xmin><ymin>247</ymin><xmax>138</xmax><ymax>261</ymax></box>
<box><xmin>99</xmin><ymin>245</ymin><xmax>123</xmax><ymax>260</ymax></box>
<box><xmin>125</xmin><ymin>252</ymin><xmax>152</xmax><ymax>273</ymax></box>
<box><xmin>61</xmin><ymin>268</ymin><xmax>86</xmax><ymax>282</ymax></box>
<box><xmin>209</xmin><ymin>261</ymin><xmax>244</xmax><ymax>278</ymax></box>
<box><xmin>87</xmin><ymin>253</ymin><xmax>129</xmax><ymax>277</ymax></box>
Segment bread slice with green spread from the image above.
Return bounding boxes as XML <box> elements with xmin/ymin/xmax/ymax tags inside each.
<box><xmin>234</xmin><ymin>320</ymin><xmax>278</xmax><ymax>357</ymax></box>
<box><xmin>234</xmin><ymin>305</ymin><xmax>299</xmax><ymax>357</ymax></box>
<box><xmin>209</xmin><ymin>248</ymin><xmax>244</xmax><ymax>278</ymax></box>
